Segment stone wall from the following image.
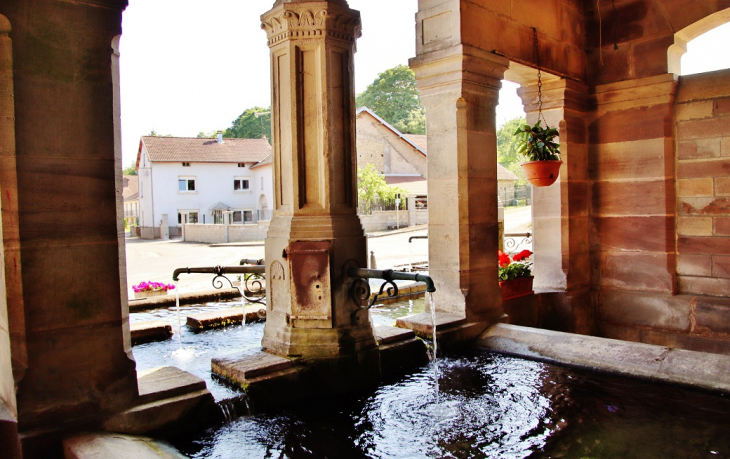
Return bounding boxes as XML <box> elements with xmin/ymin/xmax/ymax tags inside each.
<box><xmin>675</xmin><ymin>69</ymin><xmax>730</xmax><ymax>298</ymax></box>
<box><xmin>183</xmin><ymin>223</ymin><xmax>270</xmax><ymax>244</ymax></box>
<box><xmin>358</xmin><ymin>210</ymin><xmax>427</xmax><ymax>233</ymax></box>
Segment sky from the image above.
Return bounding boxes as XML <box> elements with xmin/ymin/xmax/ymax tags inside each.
<box><xmin>118</xmin><ymin>1</ymin><xmax>730</xmax><ymax>168</ymax></box>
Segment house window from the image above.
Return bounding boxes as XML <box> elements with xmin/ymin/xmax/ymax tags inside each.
<box><xmin>182</xmin><ymin>162</ymin><xmax>191</xmax><ymax>167</ymax></box>
<box><xmin>261</xmin><ymin>177</ymin><xmax>264</xmax><ymax>190</ymax></box>
<box><xmin>234</xmin><ymin>177</ymin><xmax>250</xmax><ymax>191</ymax></box>
<box><xmin>178</xmin><ymin>176</ymin><xmax>196</xmax><ymax>192</ymax></box>
<box><xmin>238</xmin><ymin>163</ymin><xmax>246</xmax><ymax>168</ymax></box>
<box><xmin>232</xmin><ymin>210</ymin><xmax>254</xmax><ymax>224</ymax></box>
<box><xmin>178</xmin><ymin>210</ymin><xmax>199</xmax><ymax>224</ymax></box>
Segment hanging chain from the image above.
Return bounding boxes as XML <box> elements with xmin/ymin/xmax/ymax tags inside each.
<box><xmin>533</xmin><ymin>27</ymin><xmax>547</xmax><ymax>127</ymax></box>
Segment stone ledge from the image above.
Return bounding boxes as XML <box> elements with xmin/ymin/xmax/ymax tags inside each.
<box><xmin>128</xmin><ymin>288</ymin><xmax>240</xmax><ymax>312</ymax></box>
<box><xmin>187</xmin><ymin>305</ymin><xmax>266</xmax><ymax>330</ymax></box>
<box><xmin>130</xmin><ymin>321</ymin><xmax>172</xmax><ymax>345</ymax></box>
<box><xmin>104</xmin><ymin>367</ymin><xmax>215</xmax><ymax>435</ymax></box>
<box><xmin>477</xmin><ymin>323</ymin><xmax>730</xmax><ymax>394</ymax></box>
<box><xmin>63</xmin><ymin>433</ymin><xmax>186</xmax><ymax>459</ymax></box>
<box><xmin>395</xmin><ymin>312</ymin><xmax>466</xmax><ymax>338</ymax></box>
<box><xmin>374</xmin><ymin>325</ymin><xmax>415</xmax><ymax>345</ymax></box>
<box><xmin>136</xmin><ymin>367</ymin><xmax>207</xmax><ymax>405</ymax></box>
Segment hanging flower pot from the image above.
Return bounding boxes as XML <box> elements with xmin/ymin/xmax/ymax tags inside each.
<box><xmin>521</xmin><ymin>160</ymin><xmax>562</xmax><ymax>187</ymax></box>
<box><xmin>514</xmin><ymin>120</ymin><xmax>562</xmax><ymax>187</ymax></box>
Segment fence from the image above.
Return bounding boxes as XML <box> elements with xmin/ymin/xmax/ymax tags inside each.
<box><xmin>499</xmin><ymin>185</ymin><xmax>531</xmax><ymax>207</ymax></box>
<box><xmin>358</xmin><ymin>198</ymin><xmax>408</xmax><ymax>215</ymax></box>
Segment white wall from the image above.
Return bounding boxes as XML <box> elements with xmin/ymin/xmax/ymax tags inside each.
<box><xmin>137</xmin><ymin>145</ymin><xmax>273</xmax><ymax>238</ymax></box>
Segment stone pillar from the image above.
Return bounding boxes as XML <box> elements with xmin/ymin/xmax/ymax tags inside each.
<box><xmin>518</xmin><ymin>80</ymin><xmax>590</xmax><ymax>293</ymax></box>
<box><xmin>407</xmin><ymin>194</ymin><xmax>416</xmax><ymax>227</ymax></box>
<box><xmin>261</xmin><ymin>0</ymin><xmax>374</xmax><ymax>358</ymax></box>
<box><xmin>410</xmin><ymin>45</ymin><xmax>509</xmax><ymax>323</ymax></box>
<box><xmin>5</xmin><ymin>0</ymin><xmax>138</xmax><ymax>432</ymax></box>
<box><xmin>0</xmin><ymin>14</ymin><xmax>18</xmax><ymax>419</ymax></box>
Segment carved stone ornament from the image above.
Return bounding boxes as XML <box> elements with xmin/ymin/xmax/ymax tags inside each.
<box><xmin>261</xmin><ymin>6</ymin><xmax>362</xmax><ymax>45</ymax></box>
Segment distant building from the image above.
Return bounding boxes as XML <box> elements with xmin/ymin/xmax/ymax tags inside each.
<box><xmin>356</xmin><ymin>106</ymin><xmax>518</xmax><ymax>211</ymax></box>
<box><xmin>122</xmin><ymin>174</ymin><xmax>139</xmax><ymax>230</ymax></box>
<box><xmin>136</xmin><ymin>135</ymin><xmax>273</xmax><ymax>239</ymax></box>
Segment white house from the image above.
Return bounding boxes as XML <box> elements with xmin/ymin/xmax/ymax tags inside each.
<box><xmin>136</xmin><ymin>135</ymin><xmax>273</xmax><ymax>240</ymax></box>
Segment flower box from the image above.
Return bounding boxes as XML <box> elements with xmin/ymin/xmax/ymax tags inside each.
<box><xmin>133</xmin><ymin>289</ymin><xmax>169</xmax><ymax>299</ymax></box>
<box><xmin>499</xmin><ymin>276</ymin><xmax>534</xmax><ymax>301</ymax></box>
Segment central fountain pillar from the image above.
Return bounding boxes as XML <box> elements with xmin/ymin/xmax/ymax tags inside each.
<box><xmin>260</xmin><ymin>0</ymin><xmax>375</xmax><ymax>359</ymax></box>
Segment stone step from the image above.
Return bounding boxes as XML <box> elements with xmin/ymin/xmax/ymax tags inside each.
<box><xmin>64</xmin><ymin>433</ymin><xmax>186</xmax><ymax>459</ymax></box>
<box><xmin>136</xmin><ymin>366</ymin><xmax>207</xmax><ymax>405</ymax></box>
<box><xmin>186</xmin><ymin>305</ymin><xmax>266</xmax><ymax>330</ymax></box>
<box><xmin>395</xmin><ymin>312</ymin><xmax>467</xmax><ymax>338</ymax></box>
<box><xmin>130</xmin><ymin>321</ymin><xmax>172</xmax><ymax>344</ymax></box>
<box><xmin>374</xmin><ymin>325</ymin><xmax>415</xmax><ymax>345</ymax></box>
<box><xmin>103</xmin><ymin>367</ymin><xmax>215</xmax><ymax>435</ymax></box>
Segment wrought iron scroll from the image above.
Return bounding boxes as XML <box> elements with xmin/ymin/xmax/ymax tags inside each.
<box><xmin>503</xmin><ymin>233</ymin><xmax>533</xmax><ymax>252</ymax></box>
<box><xmin>349</xmin><ymin>276</ymin><xmax>399</xmax><ymax>309</ymax></box>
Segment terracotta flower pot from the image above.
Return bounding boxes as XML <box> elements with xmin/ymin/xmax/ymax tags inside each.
<box><xmin>134</xmin><ymin>289</ymin><xmax>169</xmax><ymax>299</ymax></box>
<box><xmin>521</xmin><ymin>160</ymin><xmax>563</xmax><ymax>187</ymax></box>
<box><xmin>499</xmin><ymin>276</ymin><xmax>534</xmax><ymax>301</ymax></box>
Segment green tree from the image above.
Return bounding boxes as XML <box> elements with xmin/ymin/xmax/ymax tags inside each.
<box><xmin>224</xmin><ymin>107</ymin><xmax>272</xmax><ymax>140</ymax></box>
<box><xmin>122</xmin><ymin>161</ymin><xmax>137</xmax><ymax>175</ymax></box>
<box><xmin>496</xmin><ymin>116</ymin><xmax>529</xmax><ymax>186</ymax></box>
<box><xmin>496</xmin><ymin>116</ymin><xmax>527</xmax><ymax>166</ymax></box>
<box><xmin>356</xmin><ymin>65</ymin><xmax>425</xmax><ymax>135</ymax></box>
<box><xmin>357</xmin><ymin>164</ymin><xmax>407</xmax><ymax>214</ymax></box>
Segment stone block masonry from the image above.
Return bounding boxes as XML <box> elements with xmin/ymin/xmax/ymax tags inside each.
<box><xmin>676</xmin><ymin>69</ymin><xmax>730</xmax><ymax>298</ymax></box>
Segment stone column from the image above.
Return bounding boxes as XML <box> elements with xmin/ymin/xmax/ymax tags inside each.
<box><xmin>261</xmin><ymin>0</ymin><xmax>374</xmax><ymax>358</ymax></box>
<box><xmin>0</xmin><ymin>14</ymin><xmax>19</xmax><ymax>418</ymax></box>
<box><xmin>410</xmin><ymin>45</ymin><xmax>509</xmax><ymax>323</ymax></box>
<box><xmin>518</xmin><ymin>80</ymin><xmax>590</xmax><ymax>293</ymax></box>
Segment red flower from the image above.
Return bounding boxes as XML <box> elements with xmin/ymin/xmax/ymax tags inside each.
<box><xmin>512</xmin><ymin>250</ymin><xmax>533</xmax><ymax>262</ymax></box>
<box><xmin>498</xmin><ymin>250</ymin><xmax>511</xmax><ymax>268</ymax></box>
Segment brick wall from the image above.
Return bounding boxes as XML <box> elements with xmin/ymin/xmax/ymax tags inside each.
<box><xmin>676</xmin><ymin>69</ymin><xmax>730</xmax><ymax>298</ymax></box>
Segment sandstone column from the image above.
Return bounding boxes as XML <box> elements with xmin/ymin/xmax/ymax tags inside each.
<box><xmin>517</xmin><ymin>80</ymin><xmax>590</xmax><ymax>292</ymax></box>
<box><xmin>410</xmin><ymin>45</ymin><xmax>509</xmax><ymax>323</ymax></box>
<box><xmin>261</xmin><ymin>0</ymin><xmax>375</xmax><ymax>358</ymax></box>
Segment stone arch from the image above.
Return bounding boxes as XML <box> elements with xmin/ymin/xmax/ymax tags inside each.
<box><xmin>259</xmin><ymin>193</ymin><xmax>268</xmax><ymax>211</ymax></box>
<box><xmin>669</xmin><ymin>8</ymin><xmax>730</xmax><ymax>74</ymax></box>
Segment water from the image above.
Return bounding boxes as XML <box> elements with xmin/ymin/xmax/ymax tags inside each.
<box><xmin>133</xmin><ymin>299</ymin><xmax>730</xmax><ymax>458</ymax></box>
<box><xmin>168</xmin><ymin>349</ymin><xmax>730</xmax><ymax>458</ymax></box>
<box><xmin>131</xmin><ymin>299</ymin><xmax>423</xmax><ymax>401</ymax></box>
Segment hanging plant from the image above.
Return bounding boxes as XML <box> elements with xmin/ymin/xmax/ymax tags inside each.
<box><xmin>517</xmin><ymin>27</ymin><xmax>563</xmax><ymax>187</ymax></box>
<box><xmin>513</xmin><ymin>120</ymin><xmax>560</xmax><ymax>162</ymax></box>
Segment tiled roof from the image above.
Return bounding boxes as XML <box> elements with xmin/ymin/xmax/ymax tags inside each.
<box><xmin>250</xmin><ymin>153</ymin><xmax>272</xmax><ymax>169</ymax></box>
<box><xmin>140</xmin><ymin>136</ymin><xmax>272</xmax><ymax>164</ymax></box>
<box><xmin>404</xmin><ymin>135</ymin><xmax>427</xmax><ymax>151</ymax></box>
<box><xmin>356</xmin><ymin>107</ymin><xmax>427</xmax><ymax>156</ymax></box>
<box><xmin>497</xmin><ymin>163</ymin><xmax>518</xmax><ymax>181</ymax></box>
<box><xmin>122</xmin><ymin>175</ymin><xmax>138</xmax><ymax>200</ymax></box>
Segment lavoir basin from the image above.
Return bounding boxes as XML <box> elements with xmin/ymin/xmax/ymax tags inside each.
<box><xmin>131</xmin><ymin>300</ymin><xmax>730</xmax><ymax>458</ymax></box>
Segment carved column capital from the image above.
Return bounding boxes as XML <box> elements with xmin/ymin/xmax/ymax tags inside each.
<box><xmin>261</xmin><ymin>2</ymin><xmax>361</xmax><ymax>47</ymax></box>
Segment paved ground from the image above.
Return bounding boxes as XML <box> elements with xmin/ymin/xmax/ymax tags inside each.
<box><xmin>124</xmin><ymin>207</ymin><xmax>531</xmax><ymax>295</ymax></box>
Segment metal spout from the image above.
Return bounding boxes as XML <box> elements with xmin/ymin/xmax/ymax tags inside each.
<box><xmin>172</xmin><ymin>265</ymin><xmax>265</xmax><ymax>282</ymax></box>
<box><xmin>346</xmin><ymin>267</ymin><xmax>436</xmax><ymax>293</ymax></box>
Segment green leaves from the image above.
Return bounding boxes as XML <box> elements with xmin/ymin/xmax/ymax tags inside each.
<box><xmin>356</xmin><ymin>65</ymin><xmax>425</xmax><ymax>135</ymax></box>
<box><xmin>513</xmin><ymin>120</ymin><xmax>560</xmax><ymax>162</ymax></box>
<box><xmin>357</xmin><ymin>164</ymin><xmax>407</xmax><ymax>214</ymax></box>
<box><xmin>225</xmin><ymin>107</ymin><xmax>272</xmax><ymax>140</ymax></box>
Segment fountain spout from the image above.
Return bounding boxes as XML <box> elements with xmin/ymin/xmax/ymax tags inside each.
<box><xmin>172</xmin><ymin>265</ymin><xmax>265</xmax><ymax>282</ymax></box>
<box><xmin>240</xmin><ymin>258</ymin><xmax>265</xmax><ymax>266</ymax></box>
<box><xmin>346</xmin><ymin>267</ymin><xmax>435</xmax><ymax>309</ymax></box>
